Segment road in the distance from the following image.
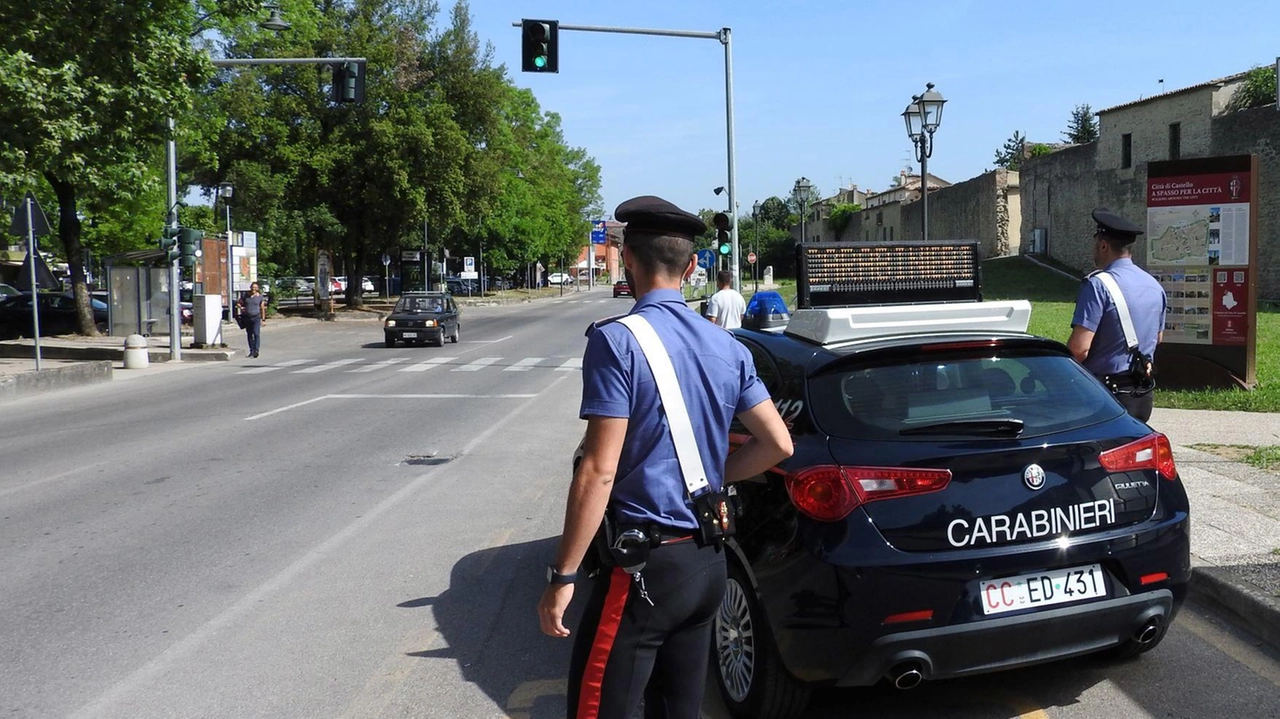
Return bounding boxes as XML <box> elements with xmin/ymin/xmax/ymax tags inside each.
<box><xmin>0</xmin><ymin>287</ymin><xmax>1276</xmax><ymax>718</ymax></box>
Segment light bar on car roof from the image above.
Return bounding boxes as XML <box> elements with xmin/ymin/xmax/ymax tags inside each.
<box><xmin>795</xmin><ymin>241</ymin><xmax>980</xmax><ymax>308</ymax></box>
<box><xmin>784</xmin><ymin>300</ymin><xmax>1032</xmax><ymax>345</ymax></box>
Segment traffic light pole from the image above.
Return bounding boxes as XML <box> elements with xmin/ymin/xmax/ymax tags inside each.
<box><xmin>510</xmin><ymin>22</ymin><xmax>740</xmax><ymax>291</ymax></box>
<box><xmin>166</xmin><ymin>117</ymin><xmax>181</xmax><ymax>361</ymax></box>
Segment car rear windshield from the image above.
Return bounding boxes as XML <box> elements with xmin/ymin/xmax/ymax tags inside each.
<box><xmin>809</xmin><ymin>346</ymin><xmax>1124</xmax><ymax>440</ymax></box>
<box><xmin>396</xmin><ymin>297</ymin><xmax>445</xmax><ymax>312</ymax></box>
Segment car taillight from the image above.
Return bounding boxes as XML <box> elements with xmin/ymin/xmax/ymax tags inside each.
<box><xmin>784</xmin><ymin>465</ymin><xmax>952</xmax><ymax>522</ymax></box>
<box><xmin>1099</xmin><ymin>433</ymin><xmax>1177</xmax><ymax>481</ymax></box>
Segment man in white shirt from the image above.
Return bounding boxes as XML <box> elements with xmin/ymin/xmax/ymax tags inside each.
<box><xmin>705</xmin><ymin>270</ymin><xmax>746</xmax><ymax>330</ymax></box>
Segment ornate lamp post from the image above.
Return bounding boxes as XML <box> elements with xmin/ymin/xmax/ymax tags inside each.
<box><xmin>792</xmin><ymin>177</ymin><xmax>814</xmax><ymax>243</ymax></box>
<box><xmin>902</xmin><ymin>82</ymin><xmax>946</xmax><ymax>242</ymax></box>
<box><xmin>751</xmin><ymin>199</ymin><xmax>761</xmax><ymax>293</ymax></box>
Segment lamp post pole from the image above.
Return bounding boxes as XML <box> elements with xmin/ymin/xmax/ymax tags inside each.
<box><xmin>218</xmin><ymin>181</ymin><xmax>234</xmax><ymax>325</ymax></box>
<box><xmin>902</xmin><ymin>83</ymin><xmax>946</xmax><ymax>243</ymax></box>
<box><xmin>793</xmin><ymin>177</ymin><xmax>813</xmax><ymax>245</ymax></box>
<box><xmin>752</xmin><ymin>200</ymin><xmax>761</xmax><ymax>294</ymax></box>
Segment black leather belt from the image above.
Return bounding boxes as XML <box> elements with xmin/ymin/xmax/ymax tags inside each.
<box><xmin>616</xmin><ymin>523</ymin><xmax>697</xmax><ymax>547</ymax></box>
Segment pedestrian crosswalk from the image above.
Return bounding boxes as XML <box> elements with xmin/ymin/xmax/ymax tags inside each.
<box><xmin>235</xmin><ymin>355</ymin><xmax>582</xmax><ymax>375</ymax></box>
<box><xmin>550</xmin><ymin>299</ymin><xmax>621</xmax><ymax>304</ymax></box>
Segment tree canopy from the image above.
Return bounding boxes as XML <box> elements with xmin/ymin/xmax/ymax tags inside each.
<box><xmin>1063</xmin><ymin>104</ymin><xmax>1099</xmax><ymax>144</ymax></box>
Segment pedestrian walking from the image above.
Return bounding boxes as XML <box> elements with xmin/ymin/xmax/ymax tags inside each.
<box><xmin>1069</xmin><ymin>208</ymin><xmax>1167</xmax><ymax>421</ymax></box>
<box><xmin>238</xmin><ymin>281</ymin><xmax>267</xmax><ymax>359</ymax></box>
<box><xmin>537</xmin><ymin>195</ymin><xmax>793</xmax><ymax>719</ymax></box>
<box><xmin>705</xmin><ymin>270</ymin><xmax>746</xmax><ymax>330</ymax></box>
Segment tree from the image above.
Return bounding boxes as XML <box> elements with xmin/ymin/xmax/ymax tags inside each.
<box><xmin>994</xmin><ymin>131</ymin><xmax>1027</xmax><ymax>170</ymax></box>
<box><xmin>0</xmin><ymin>2</ymin><xmax>217</xmax><ymax>334</ymax></box>
<box><xmin>755</xmin><ymin>197</ymin><xmax>791</xmax><ymax>231</ymax></box>
<box><xmin>826</xmin><ymin>202</ymin><xmax>862</xmax><ymax>240</ymax></box>
<box><xmin>1063</xmin><ymin>104</ymin><xmax>1099</xmax><ymax>143</ymax></box>
<box><xmin>1226</xmin><ymin>65</ymin><xmax>1278</xmax><ymax>112</ymax></box>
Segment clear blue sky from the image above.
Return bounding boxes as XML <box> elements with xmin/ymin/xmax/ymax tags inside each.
<box><xmin>468</xmin><ymin>0</ymin><xmax>1278</xmax><ymax>219</ymax></box>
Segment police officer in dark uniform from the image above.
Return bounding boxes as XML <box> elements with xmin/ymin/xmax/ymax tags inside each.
<box><xmin>1069</xmin><ymin>208</ymin><xmax>1168</xmax><ymax>422</ymax></box>
<box><xmin>537</xmin><ymin>195</ymin><xmax>794</xmax><ymax>719</ymax></box>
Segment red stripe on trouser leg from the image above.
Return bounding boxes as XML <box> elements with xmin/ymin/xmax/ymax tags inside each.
<box><xmin>576</xmin><ymin>567</ymin><xmax>632</xmax><ymax>719</ymax></box>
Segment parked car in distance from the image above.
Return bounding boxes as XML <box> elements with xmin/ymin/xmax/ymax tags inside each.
<box><xmin>613</xmin><ymin>279</ymin><xmax>632</xmax><ymax>298</ymax></box>
<box><xmin>384</xmin><ymin>291</ymin><xmax>459</xmax><ymax>347</ymax></box>
<box><xmin>546</xmin><ymin>272</ymin><xmax>573</xmax><ymax>286</ymax></box>
<box><xmin>0</xmin><ymin>283</ymin><xmax>20</xmax><ymax>298</ymax></box>
<box><xmin>0</xmin><ymin>292</ymin><xmax>109</xmax><ymax>338</ymax></box>
<box><xmin>445</xmin><ymin>277</ymin><xmax>480</xmax><ymax>295</ymax></box>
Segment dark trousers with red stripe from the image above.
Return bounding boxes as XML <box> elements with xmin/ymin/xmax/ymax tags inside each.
<box><xmin>567</xmin><ymin>540</ymin><xmax>727</xmax><ymax>719</ymax></box>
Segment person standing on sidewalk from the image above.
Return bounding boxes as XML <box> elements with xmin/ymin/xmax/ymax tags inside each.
<box><xmin>238</xmin><ymin>282</ymin><xmax>267</xmax><ymax>359</ymax></box>
<box><xmin>537</xmin><ymin>195</ymin><xmax>793</xmax><ymax>719</ymax></box>
<box><xmin>1069</xmin><ymin>208</ymin><xmax>1167</xmax><ymax>421</ymax></box>
<box><xmin>705</xmin><ymin>270</ymin><xmax>746</xmax><ymax>330</ymax></box>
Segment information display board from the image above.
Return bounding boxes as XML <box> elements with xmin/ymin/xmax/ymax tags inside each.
<box><xmin>1146</xmin><ymin>155</ymin><xmax>1257</xmax><ymax>386</ymax></box>
<box><xmin>795</xmin><ymin>241</ymin><xmax>980</xmax><ymax>308</ymax></box>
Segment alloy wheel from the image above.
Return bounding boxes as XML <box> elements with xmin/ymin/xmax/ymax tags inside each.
<box><xmin>715</xmin><ymin>577</ymin><xmax>756</xmax><ymax>703</ymax></box>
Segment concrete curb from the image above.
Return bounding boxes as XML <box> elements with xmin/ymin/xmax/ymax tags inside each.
<box><xmin>0</xmin><ymin>343</ymin><xmax>233</xmax><ymax>362</ymax></box>
<box><xmin>1188</xmin><ymin>564</ymin><xmax>1280</xmax><ymax>647</ymax></box>
<box><xmin>0</xmin><ymin>361</ymin><xmax>112</xmax><ymax>403</ymax></box>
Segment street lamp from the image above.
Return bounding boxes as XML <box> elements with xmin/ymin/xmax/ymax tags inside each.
<box><xmin>217</xmin><ymin>181</ymin><xmax>234</xmax><ymax>320</ymax></box>
<box><xmin>902</xmin><ymin>82</ymin><xmax>946</xmax><ymax>242</ymax></box>
<box><xmin>792</xmin><ymin>177</ymin><xmax>814</xmax><ymax>243</ymax></box>
<box><xmin>260</xmin><ymin>4</ymin><xmax>291</xmax><ymax>32</ymax></box>
<box><xmin>751</xmin><ymin>199</ymin><xmax>761</xmax><ymax>293</ymax></box>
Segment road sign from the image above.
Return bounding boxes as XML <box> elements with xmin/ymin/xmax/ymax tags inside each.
<box><xmin>464</xmin><ymin>256</ymin><xmax>475</xmax><ymax>272</ymax></box>
<box><xmin>7</xmin><ymin>192</ymin><xmax>51</xmax><ymax>238</ymax></box>
<box><xmin>748</xmin><ymin>251</ymin><xmax>757</xmax><ymax>264</ymax></box>
<box><xmin>381</xmin><ymin>253</ymin><xmax>391</xmax><ymax>267</ymax></box>
<box><xmin>696</xmin><ymin>249</ymin><xmax>716</xmax><ymax>270</ymax></box>
<box><xmin>591</xmin><ymin>220</ymin><xmax>607</xmax><ymax>244</ymax></box>
<box><xmin>401</xmin><ymin>250</ymin><xmax>421</xmax><ymax>262</ymax></box>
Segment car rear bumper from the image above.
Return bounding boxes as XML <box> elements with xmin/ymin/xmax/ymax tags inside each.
<box><xmin>837</xmin><ymin>589</ymin><xmax>1176</xmax><ymax>686</ymax></box>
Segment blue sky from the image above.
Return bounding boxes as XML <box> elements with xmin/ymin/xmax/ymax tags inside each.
<box><xmin>468</xmin><ymin>0</ymin><xmax>1279</xmax><ymax>220</ymax></box>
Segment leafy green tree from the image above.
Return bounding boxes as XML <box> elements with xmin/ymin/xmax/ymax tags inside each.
<box><xmin>1226</xmin><ymin>65</ymin><xmax>1278</xmax><ymax>112</ymax></box>
<box><xmin>994</xmin><ymin>131</ymin><xmax>1027</xmax><ymax>170</ymax></box>
<box><xmin>826</xmin><ymin>202</ymin><xmax>862</xmax><ymax>240</ymax></box>
<box><xmin>1063</xmin><ymin>104</ymin><xmax>1099</xmax><ymax>143</ymax></box>
<box><xmin>755</xmin><ymin>196</ymin><xmax>791</xmax><ymax>232</ymax></box>
<box><xmin>0</xmin><ymin>1</ymin><xmax>217</xmax><ymax>333</ymax></box>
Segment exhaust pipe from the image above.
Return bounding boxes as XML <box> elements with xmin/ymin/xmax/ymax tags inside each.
<box><xmin>889</xmin><ymin>663</ymin><xmax>924</xmax><ymax>690</ymax></box>
<box><xmin>1134</xmin><ymin>619</ymin><xmax>1161</xmax><ymax>645</ymax></box>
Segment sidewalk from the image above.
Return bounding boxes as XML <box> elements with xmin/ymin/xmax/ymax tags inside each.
<box><xmin>1148</xmin><ymin>407</ymin><xmax>1280</xmax><ymax>647</ymax></box>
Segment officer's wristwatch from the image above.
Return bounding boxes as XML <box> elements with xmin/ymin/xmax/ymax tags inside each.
<box><xmin>547</xmin><ymin>566</ymin><xmax>578</xmax><ymax>585</ymax></box>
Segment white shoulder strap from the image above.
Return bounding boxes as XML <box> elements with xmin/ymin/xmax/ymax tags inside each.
<box><xmin>616</xmin><ymin>314</ymin><xmax>711</xmax><ymax>497</ymax></box>
<box><xmin>1093</xmin><ymin>272</ymin><xmax>1138</xmax><ymax>351</ymax></box>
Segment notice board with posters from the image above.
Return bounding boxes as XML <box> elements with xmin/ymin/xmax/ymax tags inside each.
<box><xmin>1146</xmin><ymin>155</ymin><xmax>1257</xmax><ymax>387</ymax></box>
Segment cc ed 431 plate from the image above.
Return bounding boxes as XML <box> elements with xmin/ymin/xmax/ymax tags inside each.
<box><xmin>979</xmin><ymin>563</ymin><xmax>1106</xmax><ymax>615</ymax></box>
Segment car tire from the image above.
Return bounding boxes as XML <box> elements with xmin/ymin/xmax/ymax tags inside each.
<box><xmin>714</xmin><ymin>563</ymin><xmax>811</xmax><ymax>719</ymax></box>
<box><xmin>451</xmin><ymin>325</ymin><xmax>459</xmax><ymax>343</ymax></box>
<box><xmin>385</xmin><ymin>336</ymin><xmax>395</xmax><ymax>348</ymax></box>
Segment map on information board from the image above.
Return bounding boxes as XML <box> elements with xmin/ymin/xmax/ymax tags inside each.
<box><xmin>1147</xmin><ymin>206</ymin><xmax>1212</xmax><ymax>264</ymax></box>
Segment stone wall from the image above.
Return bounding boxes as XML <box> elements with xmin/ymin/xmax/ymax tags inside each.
<box><xmin>1210</xmin><ymin>105</ymin><xmax>1280</xmax><ymax>300</ymax></box>
<box><xmin>899</xmin><ymin>169</ymin><xmax>1018</xmax><ymax>258</ymax></box>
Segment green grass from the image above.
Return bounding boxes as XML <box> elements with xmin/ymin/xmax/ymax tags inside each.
<box><xmin>1244</xmin><ymin>445</ymin><xmax>1280</xmax><ymax>472</ymax></box>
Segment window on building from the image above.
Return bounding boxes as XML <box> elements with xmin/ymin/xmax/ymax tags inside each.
<box><xmin>889</xmin><ymin>226</ymin><xmax>894</xmax><ymax>241</ymax></box>
<box><xmin>1169</xmin><ymin>123</ymin><xmax>1181</xmax><ymax>160</ymax></box>
<box><xmin>1121</xmin><ymin>133</ymin><xmax>1133</xmax><ymax>169</ymax></box>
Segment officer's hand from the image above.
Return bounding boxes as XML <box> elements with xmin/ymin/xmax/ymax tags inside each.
<box><xmin>538</xmin><ymin>583</ymin><xmax>574</xmax><ymax>638</ymax></box>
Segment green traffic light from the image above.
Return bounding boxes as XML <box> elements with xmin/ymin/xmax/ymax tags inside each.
<box><xmin>719</xmin><ymin>244</ymin><xmax>731</xmax><ymax>255</ymax></box>
<box><xmin>534</xmin><ymin>55</ymin><xmax>547</xmax><ymax>68</ymax></box>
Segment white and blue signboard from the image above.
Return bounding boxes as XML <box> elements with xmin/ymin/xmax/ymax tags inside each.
<box><xmin>696</xmin><ymin>249</ymin><xmax>716</xmax><ymax>270</ymax></box>
<box><xmin>590</xmin><ymin>220</ymin><xmax>607</xmax><ymax>245</ymax></box>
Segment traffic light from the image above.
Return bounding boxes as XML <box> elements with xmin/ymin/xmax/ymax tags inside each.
<box><xmin>521</xmin><ymin>19</ymin><xmax>558</xmax><ymax>73</ymax></box>
<box><xmin>179</xmin><ymin>227</ymin><xmax>203</xmax><ymax>268</ymax></box>
<box><xmin>713</xmin><ymin>212</ymin><xmax>733</xmax><ymax>256</ymax></box>
<box><xmin>331</xmin><ymin>61</ymin><xmax>366</xmax><ymax>103</ymax></box>
<box><xmin>160</xmin><ymin>226</ymin><xmax>180</xmax><ymax>263</ymax></box>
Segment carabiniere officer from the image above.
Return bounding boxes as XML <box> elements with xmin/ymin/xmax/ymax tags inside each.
<box><xmin>1069</xmin><ymin>208</ymin><xmax>1168</xmax><ymax>422</ymax></box>
<box><xmin>537</xmin><ymin>195</ymin><xmax>794</xmax><ymax>719</ymax></box>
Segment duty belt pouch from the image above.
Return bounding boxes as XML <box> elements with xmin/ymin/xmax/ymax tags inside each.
<box><xmin>617</xmin><ymin>315</ymin><xmax>737</xmax><ymax>548</ymax></box>
<box><xmin>584</xmin><ymin>512</ymin><xmax>619</xmax><ymax>576</ymax></box>
<box><xmin>1094</xmin><ymin>271</ymin><xmax>1156</xmax><ymax>398</ymax></box>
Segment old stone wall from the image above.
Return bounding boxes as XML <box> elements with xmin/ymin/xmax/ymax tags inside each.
<box><xmin>1210</xmin><ymin>105</ymin><xmax>1280</xmax><ymax>300</ymax></box>
<box><xmin>899</xmin><ymin>169</ymin><xmax>1016</xmax><ymax>257</ymax></box>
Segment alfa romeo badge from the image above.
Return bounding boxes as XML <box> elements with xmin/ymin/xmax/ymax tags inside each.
<box><xmin>1023</xmin><ymin>463</ymin><xmax>1046</xmax><ymax>491</ymax></box>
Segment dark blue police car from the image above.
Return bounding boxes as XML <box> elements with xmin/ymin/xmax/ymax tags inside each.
<box><xmin>712</xmin><ymin>243</ymin><xmax>1190</xmax><ymax>718</ymax></box>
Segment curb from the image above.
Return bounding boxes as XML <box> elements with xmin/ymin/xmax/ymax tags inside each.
<box><xmin>0</xmin><ymin>343</ymin><xmax>233</xmax><ymax>363</ymax></box>
<box><xmin>1188</xmin><ymin>565</ymin><xmax>1280</xmax><ymax>647</ymax></box>
<box><xmin>0</xmin><ymin>361</ymin><xmax>112</xmax><ymax>403</ymax></box>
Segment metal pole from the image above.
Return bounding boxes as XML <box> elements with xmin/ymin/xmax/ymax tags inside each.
<box><xmin>166</xmin><ymin>117</ymin><xmax>181</xmax><ymax>361</ymax></box>
<box><xmin>424</xmin><ymin>215</ymin><xmax>429</xmax><ymax>291</ymax></box>
<box><xmin>753</xmin><ymin>217</ymin><xmax>759</xmax><ymax>294</ymax></box>
<box><xmin>721</xmin><ymin>28</ymin><xmax>740</xmax><ymax>293</ymax></box>
<box><xmin>26</xmin><ymin>198</ymin><xmax>41</xmax><ymax>370</ymax></box>
<box><xmin>921</xmin><ymin>137</ymin><xmax>929</xmax><ymax>243</ymax></box>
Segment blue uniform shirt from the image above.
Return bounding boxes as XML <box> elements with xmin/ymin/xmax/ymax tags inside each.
<box><xmin>580</xmin><ymin>289</ymin><xmax>773</xmax><ymax>530</ymax></box>
<box><xmin>1071</xmin><ymin>257</ymin><xmax>1167</xmax><ymax>376</ymax></box>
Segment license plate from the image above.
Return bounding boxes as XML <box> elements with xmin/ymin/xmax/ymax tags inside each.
<box><xmin>402</xmin><ymin>332</ymin><xmax>418</xmax><ymax>338</ymax></box>
<box><xmin>979</xmin><ymin>563</ymin><xmax>1106</xmax><ymax>615</ymax></box>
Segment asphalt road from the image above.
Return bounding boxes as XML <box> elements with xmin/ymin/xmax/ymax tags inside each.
<box><xmin>1</xmin><ymin>287</ymin><xmax>1277</xmax><ymax>718</ymax></box>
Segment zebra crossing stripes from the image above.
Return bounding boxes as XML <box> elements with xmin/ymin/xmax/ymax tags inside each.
<box><xmin>400</xmin><ymin>357</ymin><xmax>455</xmax><ymax>372</ymax></box>
<box><xmin>294</xmin><ymin>358</ymin><xmax>362</xmax><ymax>373</ymax></box>
<box><xmin>347</xmin><ymin>357</ymin><xmax>409</xmax><ymax>373</ymax></box>
<box><xmin>555</xmin><ymin>358</ymin><xmax>583</xmax><ymax>372</ymax></box>
<box><xmin>453</xmin><ymin>357</ymin><xmax>501</xmax><ymax>372</ymax></box>
<box><xmin>235</xmin><ymin>359</ymin><xmax>315</xmax><ymax>375</ymax></box>
<box><xmin>505</xmin><ymin>357</ymin><xmax>545</xmax><ymax>372</ymax></box>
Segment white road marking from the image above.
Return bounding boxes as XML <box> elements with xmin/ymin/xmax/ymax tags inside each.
<box><xmin>454</xmin><ymin>356</ymin><xmax>500</xmax><ymax>372</ymax></box>
<box><xmin>463</xmin><ymin>335</ymin><xmax>512</xmax><ymax>344</ymax></box>
<box><xmin>399</xmin><ymin>356</ymin><xmax>455</xmax><ymax>372</ymax></box>
<box><xmin>294</xmin><ymin>358</ymin><xmax>361</xmax><ymax>373</ymax></box>
<box><xmin>80</xmin><ymin>377</ymin><xmax>571</xmax><ymax>719</ymax></box>
<box><xmin>329</xmin><ymin>393</ymin><xmax>537</xmax><ymax>399</ymax></box>
<box><xmin>347</xmin><ymin>357</ymin><xmax>410</xmax><ymax>373</ymax></box>
<box><xmin>551</xmin><ymin>300</ymin><xmax>565</xmax><ymax>304</ymax></box>
<box><xmin>235</xmin><ymin>359</ymin><xmax>315</xmax><ymax>375</ymax></box>
<box><xmin>555</xmin><ymin>357</ymin><xmax>583</xmax><ymax>372</ymax></box>
<box><xmin>244</xmin><ymin>395</ymin><xmax>331</xmax><ymax>421</ymax></box>
<box><xmin>504</xmin><ymin>357</ymin><xmax>544</xmax><ymax>372</ymax></box>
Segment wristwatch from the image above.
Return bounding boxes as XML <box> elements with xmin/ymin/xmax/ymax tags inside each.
<box><xmin>547</xmin><ymin>566</ymin><xmax>578</xmax><ymax>585</ymax></box>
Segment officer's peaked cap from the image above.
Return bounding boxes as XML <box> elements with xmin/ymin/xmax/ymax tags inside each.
<box><xmin>1092</xmin><ymin>208</ymin><xmax>1144</xmax><ymax>243</ymax></box>
<box><xmin>615</xmin><ymin>195</ymin><xmax>706</xmax><ymax>240</ymax></box>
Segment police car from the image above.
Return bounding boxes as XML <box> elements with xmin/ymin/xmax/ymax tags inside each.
<box><xmin>712</xmin><ymin>243</ymin><xmax>1190</xmax><ymax>718</ymax></box>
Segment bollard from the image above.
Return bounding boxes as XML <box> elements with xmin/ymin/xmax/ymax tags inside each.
<box><xmin>123</xmin><ymin>334</ymin><xmax>149</xmax><ymax>369</ymax></box>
